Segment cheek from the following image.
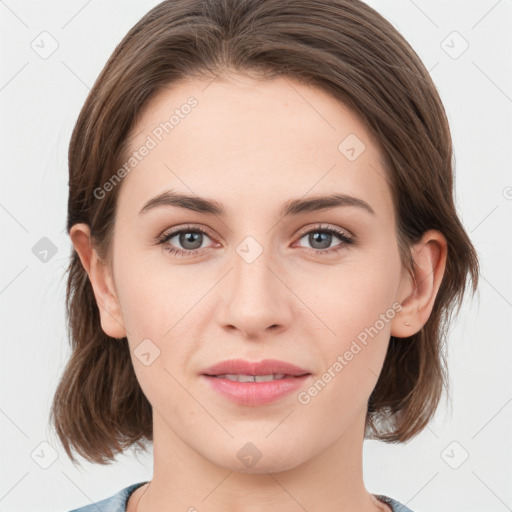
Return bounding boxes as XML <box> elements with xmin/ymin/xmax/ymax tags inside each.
<box><xmin>298</xmin><ymin>266</ymin><xmax>400</xmax><ymax>420</ymax></box>
<box><xmin>304</xmin><ymin>251</ymin><xmax>401</xmax><ymax>369</ymax></box>
<box><xmin>112</xmin><ymin>248</ymin><xmax>191</xmax><ymax>335</ymax></box>
<box><xmin>311</xmin><ymin>254</ymin><xmax>401</xmax><ymax>329</ymax></box>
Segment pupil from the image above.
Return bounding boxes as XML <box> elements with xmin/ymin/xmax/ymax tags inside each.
<box><xmin>180</xmin><ymin>232</ymin><xmax>202</xmax><ymax>250</ymax></box>
<box><xmin>310</xmin><ymin>232</ymin><xmax>331</xmax><ymax>249</ymax></box>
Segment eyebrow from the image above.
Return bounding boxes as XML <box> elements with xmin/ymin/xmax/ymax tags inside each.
<box><xmin>139</xmin><ymin>190</ymin><xmax>375</xmax><ymax>217</ymax></box>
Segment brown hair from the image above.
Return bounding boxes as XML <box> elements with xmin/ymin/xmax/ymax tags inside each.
<box><xmin>49</xmin><ymin>0</ymin><xmax>479</xmax><ymax>465</ymax></box>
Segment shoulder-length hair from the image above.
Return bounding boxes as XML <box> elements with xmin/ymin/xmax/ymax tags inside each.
<box><xmin>49</xmin><ymin>0</ymin><xmax>479</xmax><ymax>464</ymax></box>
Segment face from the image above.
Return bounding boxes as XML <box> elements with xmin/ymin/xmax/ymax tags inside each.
<box><xmin>104</xmin><ymin>74</ymin><xmax>411</xmax><ymax>473</ymax></box>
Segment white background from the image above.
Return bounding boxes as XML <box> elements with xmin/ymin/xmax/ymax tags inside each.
<box><xmin>0</xmin><ymin>1</ymin><xmax>511</xmax><ymax>511</ymax></box>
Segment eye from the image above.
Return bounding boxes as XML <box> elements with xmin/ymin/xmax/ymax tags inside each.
<box><xmin>156</xmin><ymin>223</ymin><xmax>355</xmax><ymax>258</ymax></box>
<box><xmin>156</xmin><ymin>224</ymin><xmax>217</xmax><ymax>257</ymax></box>
<box><xmin>294</xmin><ymin>224</ymin><xmax>355</xmax><ymax>255</ymax></box>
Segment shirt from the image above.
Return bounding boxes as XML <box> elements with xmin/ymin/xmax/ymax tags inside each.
<box><xmin>67</xmin><ymin>481</ymin><xmax>415</xmax><ymax>511</ymax></box>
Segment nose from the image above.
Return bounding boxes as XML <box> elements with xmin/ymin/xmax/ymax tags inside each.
<box><xmin>217</xmin><ymin>243</ymin><xmax>293</xmax><ymax>340</ymax></box>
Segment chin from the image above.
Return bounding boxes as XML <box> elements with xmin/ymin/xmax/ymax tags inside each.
<box><xmin>208</xmin><ymin>440</ymin><xmax>309</xmax><ymax>475</ymax></box>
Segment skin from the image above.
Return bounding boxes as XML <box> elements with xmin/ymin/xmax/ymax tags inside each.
<box><xmin>71</xmin><ymin>74</ymin><xmax>447</xmax><ymax>512</ymax></box>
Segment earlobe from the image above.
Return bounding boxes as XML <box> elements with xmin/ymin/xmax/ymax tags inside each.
<box><xmin>69</xmin><ymin>223</ymin><xmax>127</xmax><ymax>339</ymax></box>
<box><xmin>391</xmin><ymin>230</ymin><xmax>448</xmax><ymax>338</ymax></box>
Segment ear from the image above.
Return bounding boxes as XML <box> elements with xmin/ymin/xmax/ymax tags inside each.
<box><xmin>69</xmin><ymin>223</ymin><xmax>127</xmax><ymax>339</ymax></box>
<box><xmin>391</xmin><ymin>229</ymin><xmax>448</xmax><ymax>338</ymax></box>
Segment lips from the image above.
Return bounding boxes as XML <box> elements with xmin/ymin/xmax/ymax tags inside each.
<box><xmin>201</xmin><ymin>358</ymin><xmax>311</xmax><ymax>378</ymax></box>
<box><xmin>201</xmin><ymin>358</ymin><xmax>312</xmax><ymax>406</ymax></box>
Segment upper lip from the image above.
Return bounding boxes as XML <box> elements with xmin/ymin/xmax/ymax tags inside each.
<box><xmin>201</xmin><ymin>358</ymin><xmax>311</xmax><ymax>377</ymax></box>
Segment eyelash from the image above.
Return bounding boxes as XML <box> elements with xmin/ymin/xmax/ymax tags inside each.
<box><xmin>156</xmin><ymin>223</ymin><xmax>355</xmax><ymax>257</ymax></box>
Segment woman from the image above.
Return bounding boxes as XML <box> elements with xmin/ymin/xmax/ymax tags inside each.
<box><xmin>51</xmin><ymin>0</ymin><xmax>480</xmax><ymax>511</ymax></box>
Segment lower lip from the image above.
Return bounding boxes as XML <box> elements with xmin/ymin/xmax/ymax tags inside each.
<box><xmin>202</xmin><ymin>375</ymin><xmax>311</xmax><ymax>406</ymax></box>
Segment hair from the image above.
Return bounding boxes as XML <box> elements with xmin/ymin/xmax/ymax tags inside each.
<box><xmin>49</xmin><ymin>0</ymin><xmax>480</xmax><ymax>465</ymax></box>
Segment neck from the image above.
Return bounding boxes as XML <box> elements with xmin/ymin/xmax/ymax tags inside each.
<box><xmin>131</xmin><ymin>407</ymin><xmax>389</xmax><ymax>512</ymax></box>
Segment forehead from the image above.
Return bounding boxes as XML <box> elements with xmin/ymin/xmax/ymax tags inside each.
<box><xmin>116</xmin><ymin>74</ymin><xmax>393</xmax><ymax>221</ymax></box>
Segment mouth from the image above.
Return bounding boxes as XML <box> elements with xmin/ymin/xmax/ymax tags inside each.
<box><xmin>200</xmin><ymin>359</ymin><xmax>312</xmax><ymax>406</ymax></box>
<box><xmin>201</xmin><ymin>358</ymin><xmax>311</xmax><ymax>378</ymax></box>
<box><xmin>205</xmin><ymin>373</ymin><xmax>309</xmax><ymax>382</ymax></box>
<box><xmin>201</xmin><ymin>373</ymin><xmax>311</xmax><ymax>406</ymax></box>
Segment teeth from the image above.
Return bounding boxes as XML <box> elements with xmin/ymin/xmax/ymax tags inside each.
<box><xmin>216</xmin><ymin>373</ymin><xmax>287</xmax><ymax>382</ymax></box>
